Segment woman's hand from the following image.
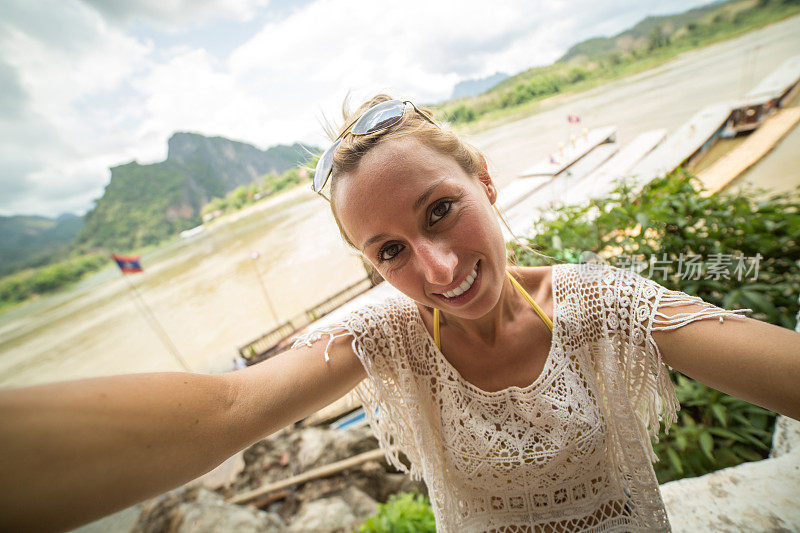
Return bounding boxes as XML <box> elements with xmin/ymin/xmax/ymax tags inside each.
<box><xmin>652</xmin><ymin>305</ymin><xmax>800</xmax><ymax>420</ymax></box>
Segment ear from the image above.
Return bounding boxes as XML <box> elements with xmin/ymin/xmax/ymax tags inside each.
<box><xmin>476</xmin><ymin>154</ymin><xmax>497</xmax><ymax>205</ymax></box>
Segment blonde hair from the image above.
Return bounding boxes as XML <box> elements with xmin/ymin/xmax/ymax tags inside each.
<box><xmin>322</xmin><ymin>93</ymin><xmax>554</xmax><ymax>266</ymax></box>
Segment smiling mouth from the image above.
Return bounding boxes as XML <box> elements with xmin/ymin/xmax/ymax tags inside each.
<box><xmin>436</xmin><ymin>261</ymin><xmax>479</xmax><ymax>299</ymax></box>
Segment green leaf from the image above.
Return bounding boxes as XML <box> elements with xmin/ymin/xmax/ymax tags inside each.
<box><xmin>699</xmin><ymin>431</ymin><xmax>715</xmax><ymax>462</ymax></box>
<box><xmin>739</xmin><ymin>432</ymin><xmax>770</xmax><ymax>451</ymax></box>
<box><xmin>732</xmin><ymin>445</ymin><xmax>763</xmax><ymax>462</ymax></box>
<box><xmin>711</xmin><ymin>404</ymin><xmax>727</xmax><ymax>427</ymax></box>
<box><xmin>666</xmin><ymin>447</ymin><xmax>684</xmax><ymax>475</ymax></box>
<box><xmin>722</xmin><ymin>289</ymin><xmax>739</xmax><ymax>310</ymax></box>
<box><xmin>731</xmin><ymin>413</ymin><xmax>754</xmax><ymax>428</ymax></box>
<box><xmin>707</xmin><ymin>427</ymin><xmax>746</xmax><ymax>443</ymax></box>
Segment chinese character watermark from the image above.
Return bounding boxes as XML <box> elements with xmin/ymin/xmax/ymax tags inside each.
<box><xmin>578</xmin><ymin>252</ymin><xmax>762</xmax><ymax>281</ymax></box>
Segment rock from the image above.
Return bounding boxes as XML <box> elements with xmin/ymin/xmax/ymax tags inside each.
<box><xmin>661</xmin><ymin>451</ymin><xmax>800</xmax><ymax>532</ymax></box>
<box><xmin>136</xmin><ymin>424</ymin><xmax>427</xmax><ymax>531</ymax></box>
<box><xmin>131</xmin><ymin>486</ymin><xmax>285</xmax><ymax>533</ymax></box>
<box><xmin>225</xmin><ymin>424</ymin><xmax>379</xmax><ymax>498</ymax></box>
<box><xmin>293</xmin><ymin>426</ymin><xmax>377</xmax><ymax>471</ymax></box>
<box><xmin>286</xmin><ymin>497</ymin><xmax>357</xmax><ymax>532</ymax></box>
<box><xmin>347</xmin><ymin>461</ymin><xmax>428</xmax><ymax>503</ymax></box>
<box><xmin>769</xmin><ymin>415</ymin><xmax>800</xmax><ymax>459</ymax></box>
<box><xmin>283</xmin><ymin>485</ymin><xmax>378</xmax><ymax>531</ymax></box>
<box><xmin>176</xmin><ymin>488</ymin><xmax>285</xmax><ymax>532</ymax></box>
<box><xmin>335</xmin><ymin>486</ymin><xmax>379</xmax><ymax>518</ymax></box>
<box><xmin>227</xmin><ymin>428</ymin><xmax>299</xmax><ymax>495</ymax></box>
<box><xmin>661</xmin><ymin>414</ymin><xmax>800</xmax><ymax>531</ymax></box>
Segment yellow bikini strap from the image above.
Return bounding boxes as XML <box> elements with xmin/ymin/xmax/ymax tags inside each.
<box><xmin>433</xmin><ymin>308</ymin><xmax>441</xmax><ymax>349</ymax></box>
<box><xmin>432</xmin><ymin>270</ymin><xmax>552</xmax><ymax>351</ymax></box>
<box><xmin>506</xmin><ymin>270</ymin><xmax>553</xmax><ymax>332</ymax></box>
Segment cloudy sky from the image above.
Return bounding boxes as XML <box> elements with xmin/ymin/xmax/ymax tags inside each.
<box><xmin>0</xmin><ymin>0</ymin><xmax>713</xmax><ymax>217</ymax></box>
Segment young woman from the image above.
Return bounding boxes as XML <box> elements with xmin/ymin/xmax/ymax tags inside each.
<box><xmin>1</xmin><ymin>95</ymin><xmax>798</xmax><ymax>532</ymax></box>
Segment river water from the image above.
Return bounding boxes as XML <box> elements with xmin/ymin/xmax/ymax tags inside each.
<box><xmin>0</xmin><ymin>190</ymin><xmax>368</xmax><ymax>386</ymax></box>
<box><xmin>1</xmin><ymin>15</ymin><xmax>799</xmax><ymax>388</ymax></box>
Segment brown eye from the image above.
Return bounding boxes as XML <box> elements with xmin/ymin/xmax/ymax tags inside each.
<box><xmin>430</xmin><ymin>200</ymin><xmax>452</xmax><ymax>224</ymax></box>
<box><xmin>379</xmin><ymin>243</ymin><xmax>404</xmax><ymax>262</ymax></box>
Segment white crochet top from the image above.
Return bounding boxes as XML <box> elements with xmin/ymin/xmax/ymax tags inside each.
<box><xmin>291</xmin><ymin>263</ymin><xmax>751</xmax><ymax>532</ymax></box>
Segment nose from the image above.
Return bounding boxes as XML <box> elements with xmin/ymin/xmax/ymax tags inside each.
<box><xmin>415</xmin><ymin>238</ymin><xmax>457</xmax><ymax>287</ymax></box>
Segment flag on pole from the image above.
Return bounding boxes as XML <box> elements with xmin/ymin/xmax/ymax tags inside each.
<box><xmin>112</xmin><ymin>255</ymin><xmax>143</xmax><ymax>274</ymax></box>
<box><xmin>567</xmin><ymin>114</ymin><xmax>581</xmax><ymax>123</ymax></box>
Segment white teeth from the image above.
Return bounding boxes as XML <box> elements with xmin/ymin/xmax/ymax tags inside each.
<box><xmin>440</xmin><ymin>263</ymin><xmax>479</xmax><ymax>298</ymax></box>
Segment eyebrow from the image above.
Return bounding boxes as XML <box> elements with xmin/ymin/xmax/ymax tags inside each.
<box><xmin>361</xmin><ymin>177</ymin><xmax>448</xmax><ymax>250</ymax></box>
<box><xmin>413</xmin><ymin>177</ymin><xmax>446</xmax><ymax>211</ymax></box>
<box><xmin>362</xmin><ymin>232</ymin><xmax>389</xmax><ymax>251</ymax></box>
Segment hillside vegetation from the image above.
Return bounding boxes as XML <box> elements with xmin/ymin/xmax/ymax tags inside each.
<box><xmin>0</xmin><ymin>214</ymin><xmax>83</xmax><ymax>276</ymax></box>
<box><xmin>434</xmin><ymin>0</ymin><xmax>800</xmax><ymax>125</ymax></box>
<box><xmin>76</xmin><ymin>133</ymin><xmax>315</xmax><ymax>252</ymax></box>
<box><xmin>201</xmin><ymin>167</ymin><xmax>309</xmax><ymax>218</ymax></box>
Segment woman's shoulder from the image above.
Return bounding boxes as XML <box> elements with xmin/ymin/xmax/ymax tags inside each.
<box><xmin>508</xmin><ymin>264</ymin><xmax>554</xmax><ymax>306</ymax></box>
<box><xmin>340</xmin><ymin>290</ymin><xmax>422</xmax><ymax>336</ymax></box>
<box><xmin>509</xmin><ymin>262</ymin><xmax>626</xmax><ymax>300</ymax></box>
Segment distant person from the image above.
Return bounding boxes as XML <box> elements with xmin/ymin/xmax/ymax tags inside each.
<box><xmin>1</xmin><ymin>95</ymin><xmax>799</xmax><ymax>532</ymax></box>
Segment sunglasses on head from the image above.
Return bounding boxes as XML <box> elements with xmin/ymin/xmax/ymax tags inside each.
<box><xmin>312</xmin><ymin>99</ymin><xmax>440</xmax><ymax>200</ymax></box>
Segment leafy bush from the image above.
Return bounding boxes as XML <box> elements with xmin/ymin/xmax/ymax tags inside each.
<box><xmin>513</xmin><ymin>168</ymin><xmax>799</xmax><ymax>328</ymax></box>
<box><xmin>444</xmin><ymin>104</ymin><xmax>476</xmax><ymax>124</ymax></box>
<box><xmin>512</xmin><ymin>168</ymin><xmax>799</xmax><ymax>481</ymax></box>
<box><xmin>0</xmin><ymin>253</ymin><xmax>109</xmax><ymax>307</ymax></box>
<box><xmin>654</xmin><ymin>373</ymin><xmax>773</xmax><ymax>483</ymax></box>
<box><xmin>357</xmin><ymin>492</ymin><xmax>436</xmax><ymax>533</ymax></box>
<box><xmin>201</xmin><ymin>166</ymin><xmax>309</xmax><ymax>218</ymax></box>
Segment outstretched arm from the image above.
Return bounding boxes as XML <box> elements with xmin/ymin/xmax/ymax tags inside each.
<box><xmin>0</xmin><ymin>332</ymin><xmax>365</xmax><ymax>532</ymax></box>
<box><xmin>652</xmin><ymin>305</ymin><xmax>800</xmax><ymax>420</ymax></box>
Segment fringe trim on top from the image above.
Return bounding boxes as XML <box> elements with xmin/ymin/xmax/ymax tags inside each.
<box><xmin>290</xmin><ymin>305</ymin><xmax>425</xmax><ymax>482</ymax></box>
<box><xmin>291</xmin><ymin>325</ymin><xmax>351</xmax><ymax>363</ymax></box>
<box><xmin>637</xmin><ymin>286</ymin><xmax>752</xmax><ymax>462</ymax></box>
<box><xmin>652</xmin><ymin>290</ymin><xmax>751</xmax><ymax>331</ymax></box>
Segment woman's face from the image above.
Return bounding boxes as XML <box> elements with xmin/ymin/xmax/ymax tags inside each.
<box><xmin>335</xmin><ymin>135</ymin><xmax>507</xmax><ymax>319</ymax></box>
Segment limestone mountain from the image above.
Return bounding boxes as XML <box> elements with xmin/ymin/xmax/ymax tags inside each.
<box><xmin>450</xmin><ymin>72</ymin><xmax>510</xmax><ymax>100</ymax></box>
<box><xmin>76</xmin><ymin>132</ymin><xmax>316</xmax><ymax>252</ymax></box>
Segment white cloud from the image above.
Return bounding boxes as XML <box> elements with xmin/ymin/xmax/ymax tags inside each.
<box><xmin>228</xmin><ymin>0</ymin><xmax>711</xmax><ymax>128</ymax></box>
<box><xmin>131</xmin><ymin>47</ymin><xmax>280</xmax><ymax>152</ymax></box>
<box><xmin>0</xmin><ymin>1</ymin><xmax>153</xmax><ymax>215</ymax></box>
<box><xmin>80</xmin><ymin>0</ymin><xmax>271</xmax><ymax>27</ymax></box>
<box><xmin>230</xmin><ymin>0</ymin><xmax>534</xmax><ymax>102</ymax></box>
<box><xmin>0</xmin><ymin>0</ymin><xmax>714</xmax><ymax>216</ymax></box>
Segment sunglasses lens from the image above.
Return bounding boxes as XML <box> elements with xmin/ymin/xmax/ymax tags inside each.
<box><xmin>312</xmin><ymin>100</ymin><xmax>414</xmax><ymax>198</ymax></box>
<box><xmin>312</xmin><ymin>139</ymin><xmax>339</xmax><ymax>192</ymax></box>
<box><xmin>351</xmin><ymin>100</ymin><xmax>406</xmax><ymax>135</ymax></box>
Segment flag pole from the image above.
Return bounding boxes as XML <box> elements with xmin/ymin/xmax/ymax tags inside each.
<box><xmin>122</xmin><ymin>274</ymin><xmax>192</xmax><ymax>372</ymax></box>
<box><xmin>113</xmin><ymin>255</ymin><xmax>191</xmax><ymax>372</ymax></box>
<box><xmin>250</xmin><ymin>252</ymin><xmax>280</xmax><ymax>325</ymax></box>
